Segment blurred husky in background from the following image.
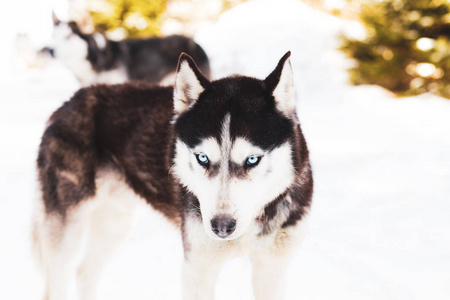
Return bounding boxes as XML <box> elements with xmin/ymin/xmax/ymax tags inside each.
<box><xmin>33</xmin><ymin>52</ymin><xmax>312</xmax><ymax>300</ymax></box>
<box><xmin>42</xmin><ymin>12</ymin><xmax>211</xmax><ymax>86</ymax></box>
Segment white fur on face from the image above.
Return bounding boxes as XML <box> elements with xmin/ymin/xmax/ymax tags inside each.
<box><xmin>173</xmin><ymin>114</ymin><xmax>295</xmax><ymax>240</ymax></box>
<box><xmin>52</xmin><ymin>23</ymin><xmax>90</xmax><ymax>71</ymax></box>
<box><xmin>93</xmin><ymin>33</ymin><xmax>106</xmax><ymax>49</ymax></box>
<box><xmin>226</xmin><ymin>140</ymin><xmax>294</xmax><ymax>238</ymax></box>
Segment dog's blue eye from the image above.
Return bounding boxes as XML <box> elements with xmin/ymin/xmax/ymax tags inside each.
<box><xmin>196</xmin><ymin>153</ymin><xmax>209</xmax><ymax>166</ymax></box>
<box><xmin>246</xmin><ymin>155</ymin><xmax>260</xmax><ymax>167</ymax></box>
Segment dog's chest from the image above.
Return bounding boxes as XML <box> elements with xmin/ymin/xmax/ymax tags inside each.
<box><xmin>185</xmin><ymin>216</ymin><xmax>284</xmax><ymax>256</ymax></box>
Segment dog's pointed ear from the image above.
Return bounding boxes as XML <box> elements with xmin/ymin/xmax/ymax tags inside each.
<box><xmin>264</xmin><ymin>51</ymin><xmax>296</xmax><ymax>117</ymax></box>
<box><xmin>52</xmin><ymin>11</ymin><xmax>61</xmax><ymax>26</ymax></box>
<box><xmin>173</xmin><ymin>53</ymin><xmax>209</xmax><ymax>115</ymax></box>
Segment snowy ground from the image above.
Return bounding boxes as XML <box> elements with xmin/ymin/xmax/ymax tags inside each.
<box><xmin>1</xmin><ymin>0</ymin><xmax>449</xmax><ymax>299</ymax></box>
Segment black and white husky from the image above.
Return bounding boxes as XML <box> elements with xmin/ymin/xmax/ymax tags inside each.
<box><xmin>44</xmin><ymin>13</ymin><xmax>210</xmax><ymax>86</ymax></box>
<box><xmin>33</xmin><ymin>51</ymin><xmax>313</xmax><ymax>300</ymax></box>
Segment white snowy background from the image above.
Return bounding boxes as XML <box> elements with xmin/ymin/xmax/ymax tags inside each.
<box><xmin>0</xmin><ymin>0</ymin><xmax>449</xmax><ymax>299</ymax></box>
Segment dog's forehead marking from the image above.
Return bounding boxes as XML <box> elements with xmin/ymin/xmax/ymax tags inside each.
<box><xmin>193</xmin><ymin>114</ymin><xmax>265</xmax><ymax>165</ymax></box>
<box><xmin>220</xmin><ymin>114</ymin><xmax>232</xmax><ymax>161</ymax></box>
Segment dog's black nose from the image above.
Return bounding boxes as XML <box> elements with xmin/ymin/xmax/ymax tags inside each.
<box><xmin>210</xmin><ymin>216</ymin><xmax>236</xmax><ymax>238</ymax></box>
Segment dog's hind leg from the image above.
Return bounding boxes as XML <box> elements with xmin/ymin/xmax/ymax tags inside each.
<box><xmin>76</xmin><ymin>202</ymin><xmax>139</xmax><ymax>299</ymax></box>
<box><xmin>34</xmin><ymin>201</ymin><xmax>93</xmax><ymax>300</ymax></box>
<box><xmin>76</xmin><ymin>172</ymin><xmax>142</xmax><ymax>300</ymax></box>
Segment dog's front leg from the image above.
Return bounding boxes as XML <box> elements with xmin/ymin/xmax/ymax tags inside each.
<box><xmin>251</xmin><ymin>229</ymin><xmax>302</xmax><ymax>300</ymax></box>
<box><xmin>251</xmin><ymin>251</ymin><xmax>292</xmax><ymax>300</ymax></box>
<box><xmin>181</xmin><ymin>217</ymin><xmax>228</xmax><ymax>300</ymax></box>
<box><xmin>182</xmin><ymin>254</ymin><xmax>223</xmax><ymax>300</ymax></box>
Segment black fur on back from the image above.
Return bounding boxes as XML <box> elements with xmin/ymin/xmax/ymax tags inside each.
<box><xmin>37</xmin><ymin>82</ymin><xmax>180</xmax><ymax>221</ymax></box>
<box><xmin>67</xmin><ymin>22</ymin><xmax>211</xmax><ymax>82</ymax></box>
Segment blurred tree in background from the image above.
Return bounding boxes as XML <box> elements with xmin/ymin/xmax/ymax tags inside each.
<box><xmin>341</xmin><ymin>0</ymin><xmax>450</xmax><ymax>99</ymax></box>
<box><xmin>89</xmin><ymin>0</ymin><xmax>167</xmax><ymax>39</ymax></box>
<box><xmin>87</xmin><ymin>0</ymin><xmax>247</xmax><ymax>39</ymax></box>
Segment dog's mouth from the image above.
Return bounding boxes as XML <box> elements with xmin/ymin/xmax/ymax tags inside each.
<box><xmin>207</xmin><ymin>231</ymin><xmax>239</xmax><ymax>241</ymax></box>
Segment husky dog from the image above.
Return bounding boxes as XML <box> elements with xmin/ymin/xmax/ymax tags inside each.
<box><xmin>44</xmin><ymin>12</ymin><xmax>210</xmax><ymax>86</ymax></box>
<box><xmin>33</xmin><ymin>51</ymin><xmax>313</xmax><ymax>300</ymax></box>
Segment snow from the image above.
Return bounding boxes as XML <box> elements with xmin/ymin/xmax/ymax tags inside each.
<box><xmin>0</xmin><ymin>0</ymin><xmax>449</xmax><ymax>299</ymax></box>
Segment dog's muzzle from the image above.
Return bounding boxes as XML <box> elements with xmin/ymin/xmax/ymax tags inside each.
<box><xmin>210</xmin><ymin>215</ymin><xmax>236</xmax><ymax>238</ymax></box>
<box><xmin>39</xmin><ymin>47</ymin><xmax>55</xmax><ymax>58</ymax></box>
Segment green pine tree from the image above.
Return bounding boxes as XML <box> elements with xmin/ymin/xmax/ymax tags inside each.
<box><xmin>341</xmin><ymin>0</ymin><xmax>450</xmax><ymax>99</ymax></box>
